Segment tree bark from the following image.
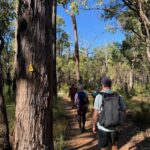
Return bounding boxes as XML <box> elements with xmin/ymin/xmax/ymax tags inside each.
<box><xmin>0</xmin><ymin>32</ymin><xmax>11</xmax><ymax>149</ymax></box>
<box><xmin>129</xmin><ymin>64</ymin><xmax>133</xmax><ymax>91</ymax></box>
<box><xmin>146</xmin><ymin>38</ymin><xmax>150</xmax><ymax>63</ymax></box>
<box><xmin>15</xmin><ymin>0</ymin><xmax>54</xmax><ymax>149</ymax></box>
<box><xmin>52</xmin><ymin>0</ymin><xmax>57</xmax><ymax>99</ymax></box>
<box><xmin>70</xmin><ymin>12</ymin><xmax>80</xmax><ymax>83</ymax></box>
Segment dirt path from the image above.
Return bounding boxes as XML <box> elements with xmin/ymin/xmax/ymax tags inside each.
<box><xmin>63</xmin><ymin>99</ymin><xmax>150</xmax><ymax>150</ymax></box>
<box><xmin>64</xmin><ymin>100</ymin><xmax>97</xmax><ymax>150</ymax></box>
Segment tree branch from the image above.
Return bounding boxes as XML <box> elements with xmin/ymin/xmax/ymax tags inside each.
<box><xmin>128</xmin><ymin>27</ymin><xmax>145</xmax><ymax>40</ymax></box>
<box><xmin>80</xmin><ymin>7</ymin><xmax>103</xmax><ymax>11</ymax></box>
<box><xmin>138</xmin><ymin>0</ymin><xmax>150</xmax><ymax>38</ymax></box>
<box><xmin>122</xmin><ymin>0</ymin><xmax>138</xmax><ymax>13</ymax></box>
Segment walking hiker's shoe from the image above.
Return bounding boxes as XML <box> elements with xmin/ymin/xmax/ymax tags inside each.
<box><xmin>81</xmin><ymin>128</ymin><xmax>84</xmax><ymax>133</ymax></box>
<box><xmin>81</xmin><ymin>128</ymin><xmax>86</xmax><ymax>133</ymax></box>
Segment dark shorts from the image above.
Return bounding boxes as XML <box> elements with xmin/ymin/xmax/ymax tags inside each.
<box><xmin>77</xmin><ymin>107</ymin><xmax>87</xmax><ymax>117</ymax></box>
<box><xmin>98</xmin><ymin>129</ymin><xmax>118</xmax><ymax>148</ymax></box>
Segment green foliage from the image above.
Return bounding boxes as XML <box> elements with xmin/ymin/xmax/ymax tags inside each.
<box><xmin>53</xmin><ymin>97</ymin><xmax>67</xmax><ymax>150</ymax></box>
<box><xmin>105</xmin><ymin>24</ymin><xmax>116</xmax><ymax>33</ymax></box>
<box><xmin>2</xmin><ymin>46</ymin><xmax>15</xmax><ymax>80</ymax></box>
<box><xmin>126</xmin><ymin>98</ymin><xmax>150</xmax><ymax>124</ymax></box>
<box><xmin>58</xmin><ymin>0</ymin><xmax>79</xmax><ymax>14</ymax></box>
<box><xmin>70</xmin><ymin>1</ymin><xmax>79</xmax><ymax>14</ymax></box>
<box><xmin>57</xmin><ymin>40</ymin><xmax>150</xmax><ymax>99</ymax></box>
<box><xmin>3</xmin><ymin>85</ymin><xmax>15</xmax><ymax>134</ymax></box>
<box><xmin>101</xmin><ymin>0</ymin><xmax>150</xmax><ymax>63</ymax></box>
<box><xmin>59</xmin><ymin>83</ymin><xmax>70</xmax><ymax>96</ymax></box>
<box><xmin>56</xmin><ymin>16</ymin><xmax>71</xmax><ymax>57</ymax></box>
<box><xmin>0</xmin><ymin>0</ymin><xmax>16</xmax><ymax>84</ymax></box>
<box><xmin>57</xmin><ymin>16</ymin><xmax>65</xmax><ymax>27</ymax></box>
<box><xmin>0</xmin><ymin>0</ymin><xmax>16</xmax><ymax>34</ymax></box>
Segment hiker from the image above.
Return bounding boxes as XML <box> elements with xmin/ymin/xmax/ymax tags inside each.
<box><xmin>69</xmin><ymin>84</ymin><xmax>77</xmax><ymax>108</ymax></box>
<box><xmin>74</xmin><ymin>85</ymin><xmax>89</xmax><ymax>133</ymax></box>
<box><xmin>92</xmin><ymin>87</ymin><xmax>100</xmax><ymax>105</ymax></box>
<box><xmin>93</xmin><ymin>77</ymin><xmax>126</xmax><ymax>150</ymax></box>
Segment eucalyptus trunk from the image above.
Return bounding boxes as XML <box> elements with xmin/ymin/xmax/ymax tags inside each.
<box><xmin>52</xmin><ymin>0</ymin><xmax>57</xmax><ymax>99</ymax></box>
<box><xmin>15</xmin><ymin>0</ymin><xmax>54</xmax><ymax>149</ymax></box>
<box><xmin>129</xmin><ymin>65</ymin><xmax>134</xmax><ymax>91</ymax></box>
<box><xmin>70</xmin><ymin>12</ymin><xmax>80</xmax><ymax>83</ymax></box>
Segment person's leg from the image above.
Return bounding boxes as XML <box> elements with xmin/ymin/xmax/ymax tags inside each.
<box><xmin>82</xmin><ymin>107</ymin><xmax>87</xmax><ymax>131</ymax></box>
<box><xmin>98</xmin><ymin>130</ymin><xmax>109</xmax><ymax>150</ymax></box>
<box><xmin>111</xmin><ymin>144</ymin><xmax>118</xmax><ymax>150</ymax></box>
<box><xmin>110</xmin><ymin>131</ymin><xmax>118</xmax><ymax>150</ymax></box>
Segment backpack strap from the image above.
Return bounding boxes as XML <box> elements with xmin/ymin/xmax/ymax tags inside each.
<box><xmin>99</xmin><ymin>92</ymin><xmax>105</xmax><ymax>111</ymax></box>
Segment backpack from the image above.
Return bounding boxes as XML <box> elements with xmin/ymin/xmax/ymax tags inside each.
<box><xmin>99</xmin><ymin>92</ymin><xmax>123</xmax><ymax>128</ymax></box>
<box><xmin>78</xmin><ymin>91</ymin><xmax>87</xmax><ymax>107</ymax></box>
<box><xmin>92</xmin><ymin>91</ymin><xmax>100</xmax><ymax>99</ymax></box>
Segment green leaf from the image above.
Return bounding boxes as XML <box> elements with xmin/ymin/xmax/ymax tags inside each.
<box><xmin>70</xmin><ymin>1</ymin><xmax>79</xmax><ymax>14</ymax></box>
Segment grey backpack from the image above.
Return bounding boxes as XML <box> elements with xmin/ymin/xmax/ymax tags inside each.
<box><xmin>99</xmin><ymin>92</ymin><xmax>123</xmax><ymax>127</ymax></box>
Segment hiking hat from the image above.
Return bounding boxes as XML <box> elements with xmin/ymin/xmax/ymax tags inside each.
<box><xmin>101</xmin><ymin>77</ymin><xmax>112</xmax><ymax>87</ymax></box>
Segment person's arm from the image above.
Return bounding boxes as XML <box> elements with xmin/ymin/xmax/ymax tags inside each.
<box><xmin>86</xmin><ymin>92</ymin><xmax>89</xmax><ymax>104</ymax></box>
<box><xmin>93</xmin><ymin>109</ymin><xmax>98</xmax><ymax>133</ymax></box>
<box><xmin>92</xmin><ymin>94</ymin><xmax>101</xmax><ymax>133</ymax></box>
<box><xmin>74</xmin><ymin>93</ymin><xmax>78</xmax><ymax>105</ymax></box>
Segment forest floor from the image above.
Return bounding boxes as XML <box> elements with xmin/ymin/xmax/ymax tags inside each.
<box><xmin>63</xmin><ymin>97</ymin><xmax>150</xmax><ymax>150</ymax></box>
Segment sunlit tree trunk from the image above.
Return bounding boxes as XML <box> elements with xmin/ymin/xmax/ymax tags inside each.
<box><xmin>0</xmin><ymin>32</ymin><xmax>11</xmax><ymax>149</ymax></box>
<box><xmin>129</xmin><ymin>65</ymin><xmax>134</xmax><ymax>91</ymax></box>
<box><xmin>70</xmin><ymin>12</ymin><xmax>80</xmax><ymax>83</ymax></box>
<box><xmin>146</xmin><ymin>39</ymin><xmax>150</xmax><ymax>63</ymax></box>
<box><xmin>15</xmin><ymin>0</ymin><xmax>54</xmax><ymax>149</ymax></box>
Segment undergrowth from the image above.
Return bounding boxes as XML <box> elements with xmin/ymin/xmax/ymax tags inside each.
<box><xmin>53</xmin><ymin>97</ymin><xmax>67</xmax><ymax>150</ymax></box>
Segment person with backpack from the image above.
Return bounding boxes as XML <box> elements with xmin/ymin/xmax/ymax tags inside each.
<box><xmin>69</xmin><ymin>84</ymin><xmax>77</xmax><ymax>108</ymax></box>
<box><xmin>75</xmin><ymin>85</ymin><xmax>89</xmax><ymax>133</ymax></box>
<box><xmin>93</xmin><ymin>77</ymin><xmax>126</xmax><ymax>150</ymax></box>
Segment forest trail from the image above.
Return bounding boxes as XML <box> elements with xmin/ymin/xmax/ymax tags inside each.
<box><xmin>63</xmin><ymin>98</ymin><xmax>97</xmax><ymax>150</ymax></box>
<box><xmin>63</xmin><ymin>97</ymin><xmax>150</xmax><ymax>150</ymax></box>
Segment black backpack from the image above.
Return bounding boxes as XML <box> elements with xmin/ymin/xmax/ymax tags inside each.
<box><xmin>99</xmin><ymin>92</ymin><xmax>123</xmax><ymax>128</ymax></box>
<box><xmin>78</xmin><ymin>91</ymin><xmax>87</xmax><ymax>107</ymax></box>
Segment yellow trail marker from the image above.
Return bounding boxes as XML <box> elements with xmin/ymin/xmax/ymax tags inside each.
<box><xmin>28</xmin><ymin>64</ymin><xmax>34</xmax><ymax>72</ymax></box>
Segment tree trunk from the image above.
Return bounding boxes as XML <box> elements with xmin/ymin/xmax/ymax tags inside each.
<box><xmin>0</xmin><ymin>33</ymin><xmax>11</xmax><ymax>149</ymax></box>
<box><xmin>146</xmin><ymin>38</ymin><xmax>150</xmax><ymax>63</ymax></box>
<box><xmin>52</xmin><ymin>0</ymin><xmax>57</xmax><ymax>99</ymax></box>
<box><xmin>15</xmin><ymin>0</ymin><xmax>54</xmax><ymax>149</ymax></box>
<box><xmin>129</xmin><ymin>65</ymin><xmax>133</xmax><ymax>91</ymax></box>
<box><xmin>70</xmin><ymin>12</ymin><xmax>80</xmax><ymax>83</ymax></box>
